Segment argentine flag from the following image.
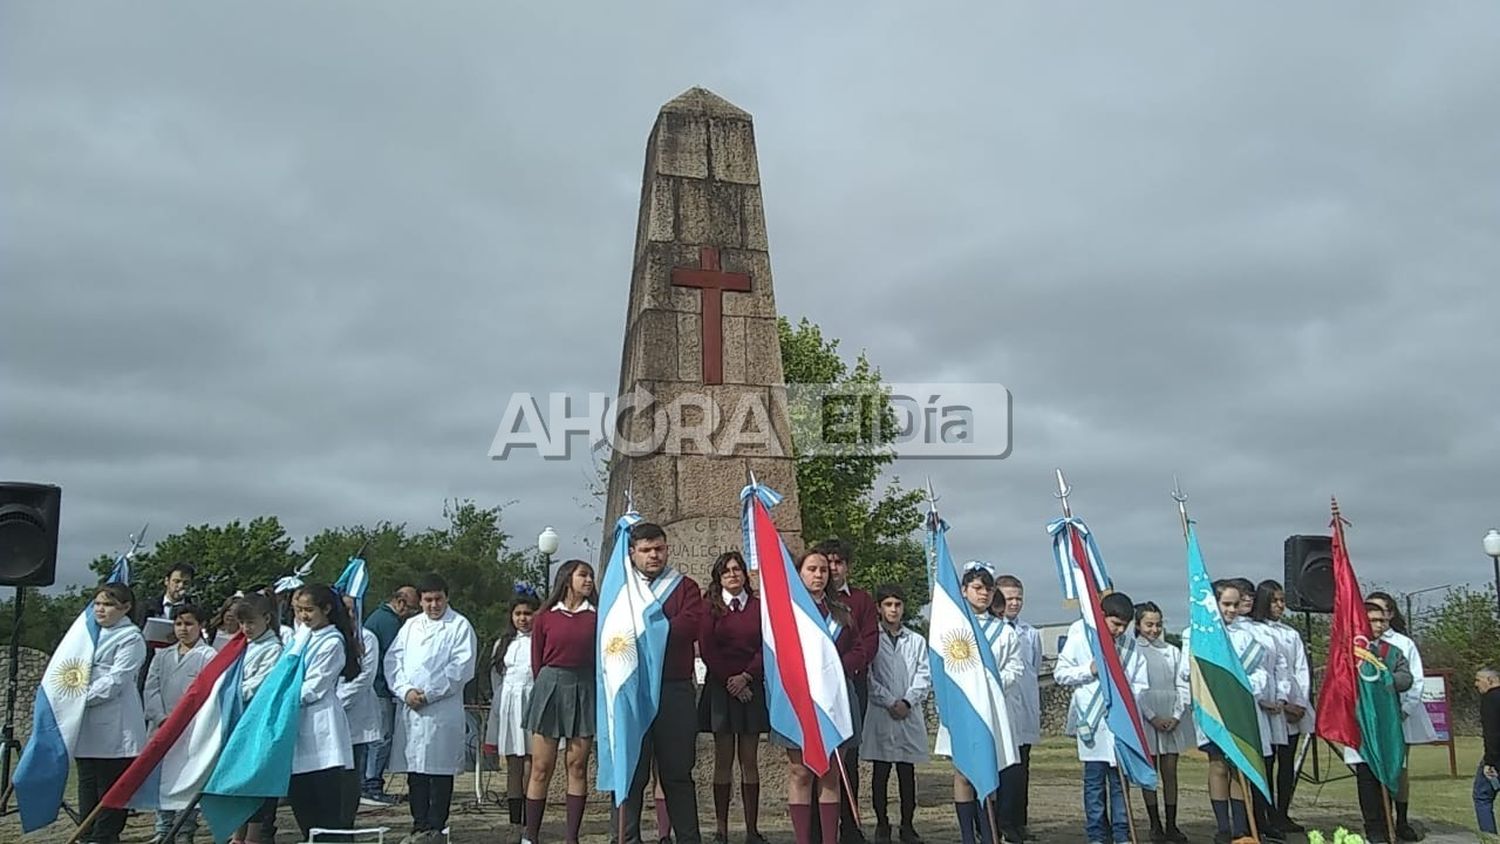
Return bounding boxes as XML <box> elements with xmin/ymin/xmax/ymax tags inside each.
<box><xmin>595</xmin><ymin>510</ymin><xmax>675</xmax><ymax>803</ymax></box>
<box><xmin>14</xmin><ymin>553</ymin><xmax>132</xmax><ymax>831</ymax></box>
<box><xmin>925</xmin><ymin>514</ymin><xmax>1013</xmax><ymax>800</ymax></box>
<box><xmin>743</xmin><ymin>481</ymin><xmax>851</xmax><ymax>775</ymax></box>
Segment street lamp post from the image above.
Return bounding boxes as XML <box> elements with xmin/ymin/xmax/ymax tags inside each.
<box><xmin>537</xmin><ymin>526</ymin><xmax>560</xmax><ymax>587</ymax></box>
<box><xmin>1484</xmin><ymin>529</ymin><xmax>1500</xmax><ymax>621</ymax></box>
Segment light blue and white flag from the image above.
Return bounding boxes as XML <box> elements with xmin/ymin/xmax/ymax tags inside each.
<box><xmin>925</xmin><ymin>512</ymin><xmax>1014</xmax><ymax>800</ymax></box>
<box><xmin>200</xmin><ymin>629</ymin><xmax>314</xmax><ymax>842</ymax></box>
<box><xmin>594</xmin><ymin>511</ymin><xmax>681</xmax><ymax>802</ymax></box>
<box><xmin>13</xmin><ymin>551</ymin><xmax>133</xmax><ymax>830</ymax></box>
<box><xmin>333</xmin><ymin>555</ymin><xmax>370</xmax><ymax>619</ymax></box>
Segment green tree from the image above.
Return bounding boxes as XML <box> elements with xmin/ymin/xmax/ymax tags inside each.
<box><xmin>1415</xmin><ymin>585</ymin><xmax>1500</xmax><ymax>725</ymax></box>
<box><xmin>0</xmin><ymin>586</ymin><xmax>94</xmax><ymax>652</ymax></box>
<box><xmin>779</xmin><ymin>317</ymin><xmax>928</xmax><ymax>614</ymax></box>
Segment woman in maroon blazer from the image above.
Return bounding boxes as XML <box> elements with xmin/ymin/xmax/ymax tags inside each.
<box><xmin>698</xmin><ymin>551</ymin><xmax>769</xmax><ymax>844</ymax></box>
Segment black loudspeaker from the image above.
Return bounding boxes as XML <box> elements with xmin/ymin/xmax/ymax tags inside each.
<box><xmin>1285</xmin><ymin>534</ymin><xmax>1334</xmax><ymax>613</ymax></box>
<box><xmin>0</xmin><ymin>482</ymin><xmax>61</xmax><ymax>587</ymax></box>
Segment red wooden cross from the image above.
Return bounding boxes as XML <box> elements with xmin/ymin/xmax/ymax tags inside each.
<box><xmin>670</xmin><ymin>246</ymin><xmax>751</xmax><ymax>385</ymax></box>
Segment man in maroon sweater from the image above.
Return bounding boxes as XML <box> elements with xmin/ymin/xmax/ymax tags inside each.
<box><xmin>614</xmin><ymin>522</ymin><xmax>706</xmax><ymax>844</ymax></box>
<box><xmin>818</xmin><ymin>538</ymin><xmax>880</xmax><ymax>844</ymax></box>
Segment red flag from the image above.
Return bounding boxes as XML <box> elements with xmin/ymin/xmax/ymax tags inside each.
<box><xmin>1314</xmin><ymin>498</ymin><xmax>1368</xmax><ymax>749</ymax></box>
<box><xmin>102</xmin><ymin>634</ymin><xmax>248</xmax><ymax>809</ymax></box>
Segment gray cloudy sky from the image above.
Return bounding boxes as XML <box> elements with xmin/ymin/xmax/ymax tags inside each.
<box><xmin>4</xmin><ymin>2</ymin><xmax>1498</xmax><ymax>625</ymax></box>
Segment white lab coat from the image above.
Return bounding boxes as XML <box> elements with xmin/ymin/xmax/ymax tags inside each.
<box><xmin>1136</xmin><ymin>635</ymin><xmax>1194</xmax><ymax>755</ymax></box>
<box><xmin>339</xmin><ymin>628</ymin><xmax>382</xmax><ymax>746</ymax></box>
<box><xmin>1381</xmin><ymin>629</ymin><xmax>1439</xmax><ymax>744</ymax></box>
<box><xmin>1267</xmin><ymin>620</ymin><xmax>1314</xmax><ymax>736</ymax></box>
<box><xmin>1006</xmin><ymin>618</ymin><xmax>1044</xmax><ymax>747</ymax></box>
<box><xmin>292</xmin><ymin>626</ymin><xmax>353</xmax><ymax>774</ymax></box>
<box><xmin>860</xmin><ymin>626</ymin><xmax>932</xmax><ymax>764</ymax></box>
<box><xmin>934</xmin><ymin>616</ymin><xmax>1024</xmax><ymax>764</ymax></box>
<box><xmin>143</xmin><ymin>641</ymin><xmax>216</xmax><ymax>726</ymax></box>
<box><xmin>1055</xmin><ymin>619</ymin><xmax>1148</xmax><ymax>764</ymax></box>
<box><xmin>1181</xmin><ymin>622</ymin><xmax>1271</xmax><ymax>753</ymax></box>
<box><xmin>76</xmin><ymin>619</ymin><xmax>147</xmax><ymax>758</ymax></box>
<box><xmin>1247</xmin><ymin>619</ymin><xmax>1292</xmax><ymax>746</ymax></box>
<box><xmin>386</xmin><ymin>608</ymin><xmax>478</xmax><ymax>776</ymax></box>
<box><xmin>241</xmin><ymin>630</ymin><xmax>286</xmax><ymax>702</ymax></box>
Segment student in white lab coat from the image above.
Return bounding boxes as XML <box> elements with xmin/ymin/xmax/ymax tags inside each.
<box><xmin>386</xmin><ymin>573</ymin><xmax>478</xmax><ymax>844</ymax></box>
<box><xmin>143</xmin><ymin>603</ymin><xmax>215</xmax><ymax>843</ymax></box>
<box><xmin>1228</xmin><ymin>577</ymin><xmax>1289</xmax><ymax>842</ymax></box>
<box><xmin>230</xmin><ymin>591</ymin><xmax>287</xmax><ymax>844</ymax></box>
<box><xmin>1180</xmin><ymin>579</ymin><xmax>1270</xmax><ymax>843</ymax></box>
<box><xmin>1055</xmin><ymin>591</ymin><xmax>1149</xmax><ymax>844</ymax></box>
<box><xmin>75</xmin><ymin>582</ymin><xmax>148</xmax><ymax>844</ymax></box>
<box><xmin>859</xmin><ymin>585</ymin><xmax>931</xmax><ymax>844</ymax></box>
<box><xmin>992</xmin><ymin>574</ymin><xmax>1042</xmax><ymax>843</ymax></box>
<box><xmin>1368</xmin><ymin>591</ymin><xmax>1436</xmax><ymax>842</ymax></box>
<box><xmin>286</xmin><ymin>584</ymin><xmax>359</xmax><ymax>840</ymax></box>
<box><xmin>1252</xmin><ymin>580</ymin><xmax>1313</xmax><ymax>833</ymax></box>
<box><xmin>485</xmin><ymin>593</ymin><xmax>539</xmax><ymax>833</ymax></box>
<box><xmin>339</xmin><ymin>596</ymin><xmax>383</xmax><ymax>811</ymax></box>
<box><xmin>1132</xmin><ymin>601</ymin><xmax>1191</xmax><ymax>843</ymax></box>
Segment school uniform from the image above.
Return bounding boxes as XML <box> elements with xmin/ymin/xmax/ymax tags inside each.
<box><xmin>769</xmin><ymin>596</ymin><xmax>857</xmax><ymax>844</ymax></box>
<box><xmin>485</xmin><ymin>631</ymin><xmax>533</xmax><ymax>757</ymax></box>
<box><xmin>1339</xmin><ymin>641</ymin><xmax>1414</xmax><ymax>840</ymax></box>
<box><xmin>697</xmin><ymin>591</ymin><xmax>769</xmax><ymax>736</ymax></box>
<box><xmin>998</xmin><ymin>616</ymin><xmax>1043</xmax><ymax>837</ymax></box>
<box><xmin>288</xmin><ymin>626</ymin><xmax>356</xmax><ymax>838</ymax></box>
<box><xmin>521</xmin><ymin>601</ymin><xmax>595</xmax><ymax>844</ymax></box>
<box><xmin>1056</xmin><ymin>619</ymin><xmax>1149</xmax><ymax>844</ymax></box>
<box><xmin>615</xmin><ymin>569</ymin><xmax>706</xmax><ymax>844</ymax></box>
<box><xmin>76</xmin><ymin>617</ymin><xmax>148</xmax><ymax>844</ymax></box>
<box><xmin>1181</xmin><ymin>621</ymin><xmax>1270</xmax><ymax>841</ymax></box>
<box><xmin>143</xmin><ymin>638</ymin><xmax>215</xmax><ymax>841</ymax></box>
<box><xmin>836</xmin><ymin>583</ymin><xmax>880</xmax><ymax>842</ymax></box>
<box><xmin>1265</xmin><ymin>619</ymin><xmax>1313</xmax><ymax>822</ymax></box>
<box><xmin>933</xmin><ymin>613</ymin><xmax>1024</xmax><ymax>761</ymax></box>
<box><xmin>1136</xmin><ymin>635</ymin><xmax>1193</xmax><ymax>755</ymax></box>
<box><xmin>387</xmin><ymin>607</ymin><xmax>478</xmax><ymax>835</ymax></box>
<box><xmin>340</xmin><ymin>627</ymin><xmax>382</xmax><ymax>814</ymax></box>
<box><xmin>860</xmin><ymin>624</ymin><xmax>930</xmax><ymax>836</ymax></box>
<box><xmin>239</xmin><ymin>629</ymin><xmax>287</xmax><ymax>828</ymax></box>
<box><xmin>526</xmin><ymin>603</ymin><xmax>596</xmax><ymax>738</ymax></box>
<box><xmin>1381</xmin><ymin>628</ymin><xmax>1437</xmax><ymax>834</ymax></box>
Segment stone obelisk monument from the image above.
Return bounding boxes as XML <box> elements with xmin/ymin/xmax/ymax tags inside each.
<box><xmin>602</xmin><ymin>87</ymin><xmax>802</xmax><ymax>579</ymax></box>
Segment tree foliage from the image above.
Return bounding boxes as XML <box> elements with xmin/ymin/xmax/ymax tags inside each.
<box><xmin>779</xmin><ymin>316</ymin><xmax>928</xmax><ymax>615</ymax></box>
<box><xmin>1412</xmin><ymin>585</ymin><xmax>1500</xmax><ymax>722</ymax></box>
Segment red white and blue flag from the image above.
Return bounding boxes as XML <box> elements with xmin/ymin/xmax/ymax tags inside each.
<box><xmin>741</xmin><ymin>480</ymin><xmax>851</xmax><ymax>775</ymax></box>
<box><xmin>100</xmin><ymin>634</ymin><xmax>249</xmax><ymax>811</ymax></box>
<box><xmin>1049</xmin><ymin>514</ymin><xmax>1157</xmax><ymax>789</ymax></box>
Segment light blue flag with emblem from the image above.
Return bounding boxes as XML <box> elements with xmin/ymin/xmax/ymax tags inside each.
<box><xmin>199</xmin><ymin>631</ymin><xmax>312</xmax><ymax>842</ymax></box>
<box><xmin>595</xmin><ymin>511</ymin><xmax>682</xmax><ymax>803</ymax></box>
<box><xmin>14</xmin><ymin>545</ymin><xmax>134</xmax><ymax>831</ymax></box>
<box><xmin>924</xmin><ymin>512</ymin><xmax>1014</xmax><ymax>800</ymax></box>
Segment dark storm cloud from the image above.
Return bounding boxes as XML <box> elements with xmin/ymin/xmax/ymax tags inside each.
<box><xmin>3</xmin><ymin>2</ymin><xmax>1497</xmax><ymax>624</ymax></box>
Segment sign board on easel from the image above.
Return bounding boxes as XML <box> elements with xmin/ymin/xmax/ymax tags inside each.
<box><xmin>1420</xmin><ymin>669</ymin><xmax>1458</xmax><ymax>777</ymax></box>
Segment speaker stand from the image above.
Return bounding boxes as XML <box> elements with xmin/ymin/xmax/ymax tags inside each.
<box><xmin>0</xmin><ymin>586</ymin><xmax>79</xmax><ymax>823</ymax></box>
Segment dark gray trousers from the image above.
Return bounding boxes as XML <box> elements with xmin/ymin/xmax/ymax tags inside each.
<box><xmin>614</xmin><ymin>679</ymin><xmax>701</xmax><ymax>844</ymax></box>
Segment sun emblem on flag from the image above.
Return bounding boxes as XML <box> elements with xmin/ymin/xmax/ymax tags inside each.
<box><xmin>603</xmin><ymin>632</ymin><xmax>637</xmax><ymax>669</ymax></box>
<box><xmin>47</xmin><ymin>658</ymin><xmax>91</xmax><ymax>698</ymax></box>
<box><xmin>940</xmin><ymin>629</ymin><xmax>979</xmax><ymax>670</ymax></box>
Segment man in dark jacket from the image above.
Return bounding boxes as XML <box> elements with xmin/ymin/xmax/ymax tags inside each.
<box><xmin>1475</xmin><ymin>667</ymin><xmax>1500</xmax><ymax>835</ymax></box>
<box><xmin>361</xmin><ymin>583</ymin><xmax>418</xmax><ymax>804</ymax></box>
<box><xmin>818</xmin><ymin>538</ymin><xmax>879</xmax><ymax>844</ymax></box>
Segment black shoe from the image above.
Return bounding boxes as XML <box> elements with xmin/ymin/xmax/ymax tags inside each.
<box><xmin>873</xmin><ymin>822</ymin><xmax>892</xmax><ymax>844</ymax></box>
<box><xmin>1395</xmin><ymin>823</ymin><xmax>1424</xmax><ymax>842</ymax></box>
<box><xmin>842</xmin><ymin>831</ymin><xmax>869</xmax><ymax>844</ymax></box>
<box><xmin>898</xmin><ymin>825</ymin><xmax>923</xmax><ymax>844</ymax></box>
<box><xmin>1279</xmin><ymin>816</ymin><xmax>1305</xmax><ymax>834</ymax></box>
<box><xmin>1000</xmin><ymin>828</ymin><xmax>1025</xmax><ymax>844</ymax></box>
<box><xmin>1262</xmin><ymin>826</ymin><xmax>1288</xmax><ymax>842</ymax></box>
<box><xmin>1165</xmin><ymin>826</ymin><xmax>1189</xmax><ymax>843</ymax></box>
<box><xmin>1149</xmin><ymin>824</ymin><xmax>1167</xmax><ymax>844</ymax></box>
<box><xmin>746</xmin><ymin>835</ymin><xmax>770</xmax><ymax>844</ymax></box>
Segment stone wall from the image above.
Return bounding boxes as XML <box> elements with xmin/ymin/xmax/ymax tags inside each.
<box><xmin>0</xmin><ymin>646</ymin><xmax>49</xmax><ymax>744</ymax></box>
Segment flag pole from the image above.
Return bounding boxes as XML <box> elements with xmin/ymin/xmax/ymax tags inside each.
<box><xmin>1381</xmin><ymin>785</ymin><xmax>1396</xmax><ymax>844</ymax></box>
<box><xmin>1055</xmin><ymin>470</ymin><xmax>1138</xmax><ymax>844</ymax></box>
<box><xmin>1176</xmin><ymin>479</ymin><xmax>1262</xmax><ymax>844</ymax></box>
<box><xmin>927</xmin><ymin>481</ymin><xmax>998</xmax><ymax>844</ymax></box>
